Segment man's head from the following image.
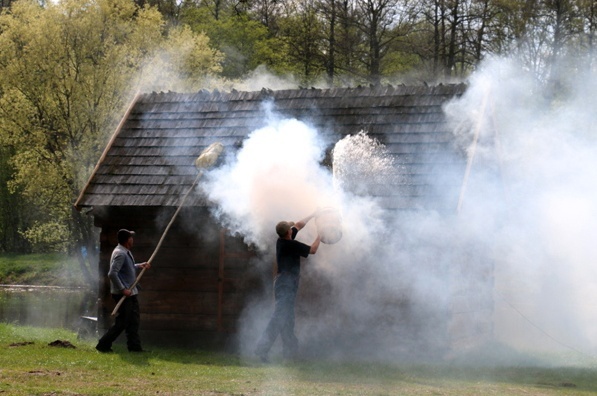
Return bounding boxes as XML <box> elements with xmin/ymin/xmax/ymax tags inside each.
<box><xmin>275</xmin><ymin>221</ymin><xmax>295</xmax><ymax>238</ymax></box>
<box><xmin>117</xmin><ymin>229</ymin><xmax>135</xmax><ymax>246</ymax></box>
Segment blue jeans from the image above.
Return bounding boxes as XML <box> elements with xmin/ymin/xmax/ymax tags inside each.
<box><xmin>255</xmin><ymin>273</ymin><xmax>299</xmax><ymax>358</ymax></box>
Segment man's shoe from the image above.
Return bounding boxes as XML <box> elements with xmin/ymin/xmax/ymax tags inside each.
<box><xmin>95</xmin><ymin>345</ymin><xmax>113</xmax><ymax>353</ymax></box>
<box><xmin>129</xmin><ymin>348</ymin><xmax>149</xmax><ymax>353</ymax></box>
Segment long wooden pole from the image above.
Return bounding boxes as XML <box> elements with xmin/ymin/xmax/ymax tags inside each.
<box><xmin>456</xmin><ymin>88</ymin><xmax>490</xmax><ymax>213</ymax></box>
<box><xmin>111</xmin><ymin>171</ymin><xmax>203</xmax><ymax>316</ymax></box>
<box><xmin>111</xmin><ymin>142</ymin><xmax>223</xmax><ymax>315</ymax></box>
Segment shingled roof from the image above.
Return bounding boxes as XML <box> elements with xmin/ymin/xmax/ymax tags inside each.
<box><xmin>75</xmin><ymin>84</ymin><xmax>467</xmax><ymax>211</ymax></box>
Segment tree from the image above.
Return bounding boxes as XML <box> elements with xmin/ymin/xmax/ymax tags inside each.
<box><xmin>243</xmin><ymin>0</ymin><xmax>284</xmax><ymax>33</ymax></box>
<box><xmin>465</xmin><ymin>0</ymin><xmax>506</xmax><ymax>63</ymax></box>
<box><xmin>542</xmin><ymin>0</ymin><xmax>584</xmax><ymax>87</ymax></box>
<box><xmin>578</xmin><ymin>0</ymin><xmax>596</xmax><ymax>69</ymax></box>
<box><xmin>280</xmin><ymin>0</ymin><xmax>327</xmax><ymax>85</ymax></box>
<box><xmin>334</xmin><ymin>0</ymin><xmax>367</xmax><ymax>83</ymax></box>
<box><xmin>180</xmin><ymin>0</ymin><xmax>233</xmax><ymax>21</ymax></box>
<box><xmin>0</xmin><ymin>146</ymin><xmax>30</xmax><ymax>252</ymax></box>
<box><xmin>344</xmin><ymin>0</ymin><xmax>418</xmax><ymax>85</ymax></box>
<box><xmin>135</xmin><ymin>0</ymin><xmax>181</xmax><ymax>21</ymax></box>
<box><xmin>141</xmin><ymin>23</ymin><xmax>224</xmax><ymax>91</ymax></box>
<box><xmin>0</xmin><ymin>0</ymin><xmax>222</xmax><ymax>283</ymax></box>
<box><xmin>418</xmin><ymin>0</ymin><xmax>469</xmax><ymax>78</ymax></box>
<box><xmin>317</xmin><ymin>0</ymin><xmax>339</xmax><ymax>84</ymax></box>
<box><xmin>182</xmin><ymin>4</ymin><xmax>285</xmax><ymax>78</ymax></box>
<box><xmin>0</xmin><ymin>0</ymin><xmax>12</xmax><ymax>10</ymax></box>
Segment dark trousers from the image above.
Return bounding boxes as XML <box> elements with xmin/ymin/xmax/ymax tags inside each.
<box><xmin>255</xmin><ymin>273</ymin><xmax>299</xmax><ymax>358</ymax></box>
<box><xmin>97</xmin><ymin>294</ymin><xmax>142</xmax><ymax>351</ymax></box>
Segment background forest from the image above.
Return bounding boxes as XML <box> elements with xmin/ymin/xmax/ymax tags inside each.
<box><xmin>0</xmin><ymin>0</ymin><xmax>594</xmax><ymax>286</ymax></box>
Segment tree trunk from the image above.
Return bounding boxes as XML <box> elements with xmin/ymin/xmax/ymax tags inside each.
<box><xmin>326</xmin><ymin>0</ymin><xmax>337</xmax><ymax>85</ymax></box>
<box><xmin>446</xmin><ymin>0</ymin><xmax>460</xmax><ymax>78</ymax></box>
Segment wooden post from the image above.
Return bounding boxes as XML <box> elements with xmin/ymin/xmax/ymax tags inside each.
<box><xmin>456</xmin><ymin>88</ymin><xmax>490</xmax><ymax>213</ymax></box>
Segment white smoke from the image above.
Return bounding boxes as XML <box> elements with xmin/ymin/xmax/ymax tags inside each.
<box><xmin>445</xmin><ymin>56</ymin><xmax>597</xmax><ymax>357</ymax></box>
<box><xmin>201</xmin><ymin>103</ymin><xmax>392</xmax><ymax>360</ymax></box>
<box><xmin>229</xmin><ymin>65</ymin><xmax>299</xmax><ymax>92</ymax></box>
<box><xmin>203</xmin><ymin>102</ymin><xmax>332</xmax><ymax>251</ymax></box>
<box><xmin>200</xmin><ymin>55</ymin><xmax>597</xmax><ymax>364</ymax></box>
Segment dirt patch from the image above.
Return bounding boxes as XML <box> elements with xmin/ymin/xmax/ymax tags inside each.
<box><xmin>48</xmin><ymin>340</ymin><xmax>76</xmax><ymax>348</ymax></box>
<box><xmin>27</xmin><ymin>370</ymin><xmax>62</xmax><ymax>376</ymax></box>
<box><xmin>9</xmin><ymin>341</ymin><xmax>34</xmax><ymax>347</ymax></box>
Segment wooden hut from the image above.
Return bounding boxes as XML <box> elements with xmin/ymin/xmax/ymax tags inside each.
<box><xmin>75</xmin><ymin>84</ymin><xmax>493</xmax><ymax>352</ymax></box>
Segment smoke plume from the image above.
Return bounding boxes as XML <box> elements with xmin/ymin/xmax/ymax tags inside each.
<box><xmin>200</xmin><ymin>56</ymin><xmax>597</xmax><ymax>365</ymax></box>
<box><xmin>445</xmin><ymin>57</ymin><xmax>597</xmax><ymax>358</ymax></box>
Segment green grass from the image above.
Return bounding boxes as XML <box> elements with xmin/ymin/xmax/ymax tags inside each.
<box><xmin>1</xmin><ymin>324</ymin><xmax>597</xmax><ymax>395</ymax></box>
<box><xmin>0</xmin><ymin>253</ymin><xmax>84</xmax><ymax>286</ymax></box>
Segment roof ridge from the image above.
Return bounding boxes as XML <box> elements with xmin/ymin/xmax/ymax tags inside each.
<box><xmin>138</xmin><ymin>83</ymin><xmax>467</xmax><ymax>103</ymax></box>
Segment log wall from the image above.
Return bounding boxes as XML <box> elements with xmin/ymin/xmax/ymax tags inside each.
<box><xmin>94</xmin><ymin>206</ymin><xmax>259</xmax><ymax>346</ymax></box>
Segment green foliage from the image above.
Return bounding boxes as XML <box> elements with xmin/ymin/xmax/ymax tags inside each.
<box><xmin>19</xmin><ymin>221</ymin><xmax>70</xmax><ymax>253</ymax></box>
<box><xmin>140</xmin><ymin>24</ymin><xmax>224</xmax><ymax>91</ymax></box>
<box><xmin>0</xmin><ymin>146</ymin><xmax>30</xmax><ymax>252</ymax></box>
<box><xmin>0</xmin><ymin>0</ymin><xmax>223</xmax><ymax>256</ymax></box>
<box><xmin>0</xmin><ymin>253</ymin><xmax>84</xmax><ymax>286</ymax></box>
<box><xmin>0</xmin><ymin>0</ymin><xmax>592</xmax><ymax>260</ymax></box>
<box><xmin>382</xmin><ymin>50</ymin><xmax>424</xmax><ymax>80</ymax></box>
<box><xmin>182</xmin><ymin>8</ymin><xmax>286</xmax><ymax>78</ymax></box>
<box><xmin>278</xmin><ymin>7</ymin><xmax>327</xmax><ymax>84</ymax></box>
<box><xmin>0</xmin><ymin>0</ymin><xmax>158</xmax><ymax>252</ymax></box>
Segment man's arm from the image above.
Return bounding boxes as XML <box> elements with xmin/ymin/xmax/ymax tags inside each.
<box><xmin>294</xmin><ymin>210</ymin><xmax>319</xmax><ymax>231</ymax></box>
<box><xmin>309</xmin><ymin>235</ymin><xmax>321</xmax><ymax>254</ymax></box>
<box><xmin>135</xmin><ymin>262</ymin><xmax>151</xmax><ymax>269</ymax></box>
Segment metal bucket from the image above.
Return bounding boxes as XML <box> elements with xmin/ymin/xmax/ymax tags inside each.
<box><xmin>315</xmin><ymin>207</ymin><xmax>343</xmax><ymax>244</ymax></box>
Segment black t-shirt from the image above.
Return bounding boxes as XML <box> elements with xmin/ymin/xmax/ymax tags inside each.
<box><xmin>276</xmin><ymin>227</ymin><xmax>311</xmax><ymax>276</ymax></box>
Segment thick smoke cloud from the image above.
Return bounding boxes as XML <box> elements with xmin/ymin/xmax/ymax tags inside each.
<box><xmin>201</xmin><ymin>103</ymin><xmax>394</xmax><ymax>360</ymax></box>
<box><xmin>202</xmin><ymin>102</ymin><xmax>333</xmax><ymax>251</ymax></box>
<box><xmin>445</xmin><ymin>56</ymin><xmax>597</xmax><ymax>358</ymax></box>
<box><xmin>201</xmin><ymin>55</ymin><xmax>597</xmax><ymax>364</ymax></box>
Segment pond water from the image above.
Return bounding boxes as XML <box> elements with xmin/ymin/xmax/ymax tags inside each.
<box><xmin>0</xmin><ymin>286</ymin><xmax>97</xmax><ymax>337</ymax></box>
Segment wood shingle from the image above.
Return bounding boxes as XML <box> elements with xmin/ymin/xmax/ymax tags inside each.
<box><xmin>76</xmin><ymin>84</ymin><xmax>467</xmax><ymax>212</ymax></box>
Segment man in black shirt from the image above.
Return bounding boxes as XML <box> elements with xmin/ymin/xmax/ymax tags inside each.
<box><xmin>255</xmin><ymin>212</ymin><xmax>321</xmax><ymax>362</ymax></box>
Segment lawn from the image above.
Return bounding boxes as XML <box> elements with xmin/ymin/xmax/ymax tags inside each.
<box><xmin>0</xmin><ymin>253</ymin><xmax>85</xmax><ymax>287</ymax></box>
<box><xmin>1</xmin><ymin>324</ymin><xmax>597</xmax><ymax>395</ymax></box>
